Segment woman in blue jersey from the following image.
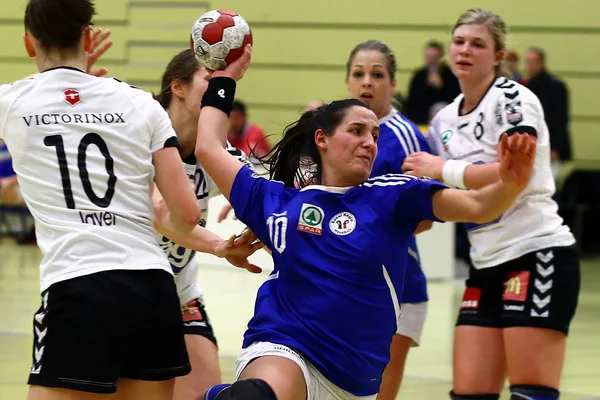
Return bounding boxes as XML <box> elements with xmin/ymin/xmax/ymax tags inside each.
<box><xmin>344</xmin><ymin>40</ymin><xmax>433</xmax><ymax>400</ymax></box>
<box><xmin>197</xmin><ymin>45</ymin><xmax>536</xmax><ymax>400</ymax></box>
<box><xmin>150</xmin><ymin>49</ymin><xmax>265</xmax><ymax>400</ymax></box>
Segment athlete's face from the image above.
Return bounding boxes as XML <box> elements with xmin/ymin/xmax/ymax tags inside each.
<box><xmin>346</xmin><ymin>50</ymin><xmax>396</xmax><ymax>119</ymax></box>
<box><xmin>318</xmin><ymin>106</ymin><xmax>379</xmax><ymax>186</ymax></box>
<box><xmin>450</xmin><ymin>24</ymin><xmax>502</xmax><ymax>83</ymax></box>
<box><xmin>182</xmin><ymin>67</ymin><xmax>211</xmax><ymax>119</ymax></box>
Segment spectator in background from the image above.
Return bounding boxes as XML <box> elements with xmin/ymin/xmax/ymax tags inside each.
<box><xmin>428</xmin><ymin>101</ymin><xmax>448</xmax><ymax>124</ymax></box>
<box><xmin>227</xmin><ymin>100</ymin><xmax>272</xmax><ymax>159</ymax></box>
<box><xmin>405</xmin><ymin>41</ymin><xmax>461</xmax><ymax>125</ymax></box>
<box><xmin>505</xmin><ymin>50</ymin><xmax>526</xmax><ymax>84</ymax></box>
<box><xmin>525</xmin><ymin>48</ymin><xmax>572</xmax><ymax>161</ymax></box>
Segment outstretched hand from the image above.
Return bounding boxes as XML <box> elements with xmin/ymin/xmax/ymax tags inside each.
<box><xmin>213</xmin><ymin>44</ymin><xmax>252</xmax><ymax>82</ymax></box>
<box><xmin>87</xmin><ymin>28</ymin><xmax>113</xmax><ymax>77</ymax></box>
<box><xmin>214</xmin><ymin>228</ymin><xmax>264</xmax><ymax>274</ymax></box>
<box><xmin>498</xmin><ymin>132</ymin><xmax>536</xmax><ymax>188</ymax></box>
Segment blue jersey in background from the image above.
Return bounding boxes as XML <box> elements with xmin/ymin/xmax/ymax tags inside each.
<box><xmin>372</xmin><ymin>109</ymin><xmax>431</xmax><ymax>304</ymax></box>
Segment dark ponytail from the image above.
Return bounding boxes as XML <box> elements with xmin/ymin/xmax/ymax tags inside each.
<box><xmin>258</xmin><ymin>98</ymin><xmax>371</xmax><ymax>188</ymax></box>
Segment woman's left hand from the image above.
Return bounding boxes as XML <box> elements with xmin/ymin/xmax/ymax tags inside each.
<box><xmin>87</xmin><ymin>28</ymin><xmax>114</xmax><ymax>77</ymax></box>
<box><xmin>214</xmin><ymin>228</ymin><xmax>265</xmax><ymax>274</ymax></box>
<box><xmin>498</xmin><ymin>132</ymin><xmax>536</xmax><ymax>189</ymax></box>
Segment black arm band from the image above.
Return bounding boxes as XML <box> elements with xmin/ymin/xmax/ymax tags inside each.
<box><xmin>200</xmin><ymin>76</ymin><xmax>236</xmax><ymax>117</ymax></box>
<box><xmin>504</xmin><ymin>125</ymin><xmax>538</xmax><ymax>137</ymax></box>
<box><xmin>163</xmin><ymin>136</ymin><xmax>180</xmax><ymax>149</ymax></box>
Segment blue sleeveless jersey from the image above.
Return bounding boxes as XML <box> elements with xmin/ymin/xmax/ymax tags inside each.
<box><xmin>230</xmin><ymin>166</ymin><xmax>445</xmax><ymax>395</ymax></box>
<box><xmin>372</xmin><ymin>110</ymin><xmax>431</xmax><ymax>303</ymax></box>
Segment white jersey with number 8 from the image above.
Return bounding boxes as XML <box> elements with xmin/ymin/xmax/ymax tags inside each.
<box><xmin>428</xmin><ymin>77</ymin><xmax>575</xmax><ymax>269</ymax></box>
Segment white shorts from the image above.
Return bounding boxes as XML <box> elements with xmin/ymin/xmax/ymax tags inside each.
<box><xmin>235</xmin><ymin>341</ymin><xmax>377</xmax><ymax>400</ymax></box>
<box><xmin>395</xmin><ymin>302</ymin><xmax>428</xmax><ymax>346</ymax></box>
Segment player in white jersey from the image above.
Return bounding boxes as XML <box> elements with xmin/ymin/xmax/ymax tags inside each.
<box><xmin>401</xmin><ymin>9</ymin><xmax>579</xmax><ymax>400</ymax></box>
<box><xmin>197</xmin><ymin>45</ymin><xmax>537</xmax><ymax>400</ymax></box>
<box><xmin>150</xmin><ymin>49</ymin><xmax>264</xmax><ymax>400</ymax></box>
<box><xmin>1</xmin><ymin>1</ymin><xmax>206</xmax><ymax>398</ymax></box>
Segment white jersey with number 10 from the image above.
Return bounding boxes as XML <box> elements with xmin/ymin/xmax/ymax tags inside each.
<box><xmin>0</xmin><ymin>67</ymin><xmax>174</xmax><ymax>291</ymax></box>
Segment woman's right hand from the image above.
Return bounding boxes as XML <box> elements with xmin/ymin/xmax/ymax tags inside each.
<box><xmin>213</xmin><ymin>44</ymin><xmax>252</xmax><ymax>82</ymax></box>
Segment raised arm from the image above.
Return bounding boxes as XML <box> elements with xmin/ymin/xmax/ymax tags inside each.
<box><xmin>194</xmin><ymin>45</ymin><xmax>252</xmax><ymax>201</ymax></box>
<box><xmin>431</xmin><ymin>133</ymin><xmax>535</xmax><ymax>223</ymax></box>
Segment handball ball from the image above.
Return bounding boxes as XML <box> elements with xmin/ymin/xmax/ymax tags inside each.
<box><xmin>190</xmin><ymin>9</ymin><xmax>253</xmax><ymax>71</ymax></box>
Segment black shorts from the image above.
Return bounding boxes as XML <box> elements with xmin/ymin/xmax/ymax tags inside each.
<box><xmin>181</xmin><ymin>298</ymin><xmax>218</xmax><ymax>347</ymax></box>
<box><xmin>456</xmin><ymin>246</ymin><xmax>580</xmax><ymax>335</ymax></box>
<box><xmin>28</xmin><ymin>269</ymin><xmax>191</xmax><ymax>394</ymax></box>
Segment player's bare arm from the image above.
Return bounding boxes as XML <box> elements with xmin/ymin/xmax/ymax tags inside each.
<box><xmin>195</xmin><ymin>45</ymin><xmax>252</xmax><ymax>201</ymax></box>
<box><xmin>152</xmin><ymin>184</ymin><xmax>263</xmax><ymax>273</ymax></box>
<box><xmin>431</xmin><ymin>133</ymin><xmax>535</xmax><ymax>223</ymax></box>
<box><xmin>402</xmin><ymin>152</ymin><xmax>501</xmax><ymax>190</ymax></box>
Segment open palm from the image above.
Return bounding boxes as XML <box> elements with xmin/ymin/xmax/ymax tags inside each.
<box><xmin>498</xmin><ymin>133</ymin><xmax>536</xmax><ymax>188</ymax></box>
<box><xmin>87</xmin><ymin>28</ymin><xmax>113</xmax><ymax>77</ymax></box>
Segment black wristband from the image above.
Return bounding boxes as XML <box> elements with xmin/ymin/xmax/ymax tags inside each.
<box><xmin>201</xmin><ymin>76</ymin><xmax>236</xmax><ymax>117</ymax></box>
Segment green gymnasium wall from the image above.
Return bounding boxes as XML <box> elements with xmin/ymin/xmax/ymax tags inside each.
<box><xmin>1</xmin><ymin>0</ymin><xmax>599</xmax><ymax>160</ymax></box>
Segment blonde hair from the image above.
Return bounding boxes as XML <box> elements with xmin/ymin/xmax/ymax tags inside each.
<box><xmin>452</xmin><ymin>8</ymin><xmax>509</xmax><ymax>77</ymax></box>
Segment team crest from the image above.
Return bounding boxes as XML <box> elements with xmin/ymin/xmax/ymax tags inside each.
<box><xmin>63</xmin><ymin>89</ymin><xmax>81</xmax><ymax>106</ymax></box>
<box><xmin>297</xmin><ymin>203</ymin><xmax>324</xmax><ymax>235</ymax></box>
<box><xmin>329</xmin><ymin>212</ymin><xmax>356</xmax><ymax>236</ymax></box>
<box><xmin>505</xmin><ymin>100</ymin><xmax>523</xmax><ymax>126</ymax></box>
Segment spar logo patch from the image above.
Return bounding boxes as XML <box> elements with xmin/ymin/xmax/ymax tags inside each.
<box><xmin>441</xmin><ymin>129</ymin><xmax>453</xmax><ymax>144</ymax></box>
<box><xmin>297</xmin><ymin>203</ymin><xmax>324</xmax><ymax>235</ymax></box>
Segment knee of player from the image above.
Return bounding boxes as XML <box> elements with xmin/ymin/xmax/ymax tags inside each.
<box><xmin>205</xmin><ymin>379</ymin><xmax>276</xmax><ymax>400</ymax></box>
